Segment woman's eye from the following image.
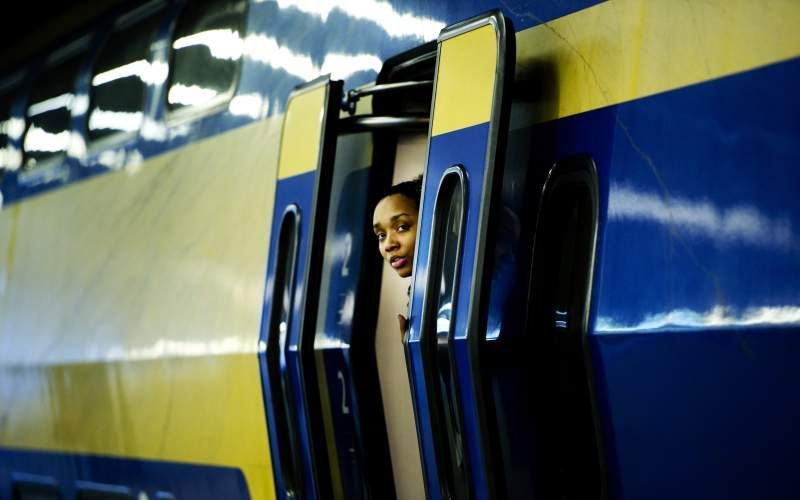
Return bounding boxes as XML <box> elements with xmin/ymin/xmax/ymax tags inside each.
<box><xmin>397</xmin><ymin>224</ymin><xmax>408</xmax><ymax>232</ymax></box>
<box><xmin>376</xmin><ymin>233</ymin><xmax>386</xmax><ymax>241</ymax></box>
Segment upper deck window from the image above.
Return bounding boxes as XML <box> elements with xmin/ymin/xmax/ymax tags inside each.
<box><xmin>88</xmin><ymin>9</ymin><xmax>164</xmax><ymax>144</ymax></box>
<box><xmin>0</xmin><ymin>90</ymin><xmax>23</xmax><ymax>174</ymax></box>
<box><xmin>165</xmin><ymin>0</ymin><xmax>247</xmax><ymax>118</ymax></box>
<box><xmin>22</xmin><ymin>53</ymin><xmax>83</xmax><ymax>170</ymax></box>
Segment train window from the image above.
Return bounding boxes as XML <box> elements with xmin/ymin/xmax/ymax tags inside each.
<box><xmin>75</xmin><ymin>481</ymin><xmax>133</xmax><ymax>500</ymax></box>
<box><xmin>22</xmin><ymin>52</ymin><xmax>84</xmax><ymax>170</ymax></box>
<box><xmin>0</xmin><ymin>91</ymin><xmax>19</xmax><ymax>175</ymax></box>
<box><xmin>87</xmin><ymin>5</ymin><xmax>164</xmax><ymax>145</ymax></box>
<box><xmin>165</xmin><ymin>0</ymin><xmax>247</xmax><ymax>119</ymax></box>
<box><xmin>527</xmin><ymin>156</ymin><xmax>602</xmax><ymax>499</ymax></box>
<box><xmin>265</xmin><ymin>205</ymin><xmax>305</xmax><ymax>498</ymax></box>
<box><xmin>420</xmin><ymin>167</ymin><xmax>470</xmax><ymax>500</ymax></box>
<box><xmin>11</xmin><ymin>473</ymin><xmax>61</xmax><ymax>500</ymax></box>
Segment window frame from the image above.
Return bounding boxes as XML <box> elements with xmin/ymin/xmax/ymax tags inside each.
<box><xmin>265</xmin><ymin>203</ymin><xmax>306</xmax><ymax>499</ymax></box>
<box><xmin>84</xmin><ymin>0</ymin><xmax>168</xmax><ymax>153</ymax></box>
<box><xmin>18</xmin><ymin>35</ymin><xmax>91</xmax><ymax>184</ymax></box>
<box><xmin>418</xmin><ymin>164</ymin><xmax>471</xmax><ymax>500</ymax></box>
<box><xmin>163</xmin><ymin>0</ymin><xmax>248</xmax><ymax>127</ymax></box>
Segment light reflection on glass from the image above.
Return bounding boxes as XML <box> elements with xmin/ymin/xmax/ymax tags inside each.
<box><xmin>0</xmin><ymin>117</ymin><xmax>24</xmax><ymax>171</ymax></box>
<box><xmin>92</xmin><ymin>59</ymin><xmax>169</xmax><ymax>87</ymax></box>
<box><xmin>23</xmin><ymin>126</ymin><xmax>71</xmax><ymax>154</ymax></box>
<box><xmin>555</xmin><ymin>309</ymin><xmax>568</xmax><ymax>329</ymax></box>
<box><xmin>173</xmin><ymin>28</ymin><xmax>244</xmax><ymax>60</ymax></box>
<box><xmin>596</xmin><ymin>305</ymin><xmax>800</xmax><ymax>333</ymax></box>
<box><xmin>89</xmin><ymin>109</ymin><xmax>144</xmax><ymax>133</ymax></box>
<box><xmin>1</xmin><ymin>117</ymin><xmax>25</xmax><ymax>140</ymax></box>
<box><xmin>0</xmin><ymin>147</ymin><xmax>21</xmax><ymax>171</ymax></box>
<box><xmin>314</xmin><ymin>335</ymin><xmax>350</xmax><ymax>349</ymax></box>
<box><xmin>167</xmin><ymin>83</ymin><xmax>220</xmax><ymax>106</ymax></box>
<box><xmin>272</xmin><ymin>0</ymin><xmax>445</xmax><ymax>40</ymax></box>
<box><xmin>27</xmin><ymin>93</ymin><xmax>74</xmax><ymax>117</ymax></box>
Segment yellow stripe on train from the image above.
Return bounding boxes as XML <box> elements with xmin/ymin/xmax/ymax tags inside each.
<box><xmin>515</xmin><ymin>0</ymin><xmax>800</xmax><ymax>124</ymax></box>
<box><xmin>278</xmin><ymin>83</ymin><xmax>328</xmax><ymax>179</ymax></box>
<box><xmin>432</xmin><ymin>23</ymin><xmax>498</xmax><ymax>137</ymax></box>
<box><xmin>432</xmin><ymin>0</ymin><xmax>800</xmax><ymax>136</ymax></box>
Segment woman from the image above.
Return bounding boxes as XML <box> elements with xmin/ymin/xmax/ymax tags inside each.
<box><xmin>372</xmin><ymin>176</ymin><xmax>422</xmax><ymax>337</ymax></box>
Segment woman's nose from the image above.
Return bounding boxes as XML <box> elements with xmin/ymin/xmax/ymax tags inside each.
<box><xmin>383</xmin><ymin>234</ymin><xmax>399</xmax><ymax>252</ymax></box>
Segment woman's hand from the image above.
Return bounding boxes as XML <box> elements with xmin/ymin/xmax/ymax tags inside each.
<box><xmin>397</xmin><ymin>314</ymin><xmax>409</xmax><ymax>340</ymax></box>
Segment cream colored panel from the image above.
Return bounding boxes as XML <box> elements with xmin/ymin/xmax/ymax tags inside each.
<box><xmin>0</xmin><ymin>116</ymin><xmax>282</xmax><ymax>499</ymax></box>
<box><xmin>375</xmin><ymin>132</ymin><xmax>426</xmax><ymax>500</ymax></box>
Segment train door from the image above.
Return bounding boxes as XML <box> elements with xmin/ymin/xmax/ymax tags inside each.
<box><xmin>306</xmin><ymin>97</ymin><xmax>397</xmax><ymax>500</ymax></box>
<box><xmin>405</xmin><ymin>11</ymin><xmax>514</xmax><ymax>500</ymax></box>
<box><xmin>258</xmin><ymin>76</ymin><xmax>340</xmax><ymax>500</ymax></box>
<box><xmin>309</xmin><ymin>43</ymin><xmax>436</xmax><ymax>500</ymax></box>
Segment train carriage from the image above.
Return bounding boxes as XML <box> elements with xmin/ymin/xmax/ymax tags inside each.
<box><xmin>1</xmin><ymin>1</ymin><xmax>799</xmax><ymax>499</ymax></box>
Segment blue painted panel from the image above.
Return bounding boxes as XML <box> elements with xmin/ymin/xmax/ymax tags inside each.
<box><xmin>314</xmin><ymin>166</ymin><xmax>373</xmax><ymax>499</ymax></box>
<box><xmin>589</xmin><ymin>57</ymin><xmax>800</xmax><ymax>499</ymax></box>
<box><xmin>591</xmin><ymin>327</ymin><xmax>800</xmax><ymax>500</ymax></box>
<box><xmin>0</xmin><ymin>448</ymin><xmax>249</xmax><ymax>500</ymax></box>
<box><xmin>258</xmin><ymin>171</ymin><xmax>316</xmax><ymax>500</ymax></box>
<box><xmin>408</xmin><ymin>122</ymin><xmax>491</xmax><ymax>499</ymax></box>
<box><xmin>478</xmin><ymin>104</ymin><xmax>617</xmax><ymax>498</ymax></box>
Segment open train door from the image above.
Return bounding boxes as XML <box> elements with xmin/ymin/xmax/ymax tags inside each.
<box><xmin>405</xmin><ymin>11</ymin><xmax>514</xmax><ymax>500</ymax></box>
<box><xmin>258</xmin><ymin>76</ymin><xmax>341</xmax><ymax>500</ymax></box>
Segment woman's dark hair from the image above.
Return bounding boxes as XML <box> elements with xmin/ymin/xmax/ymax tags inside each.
<box><xmin>381</xmin><ymin>175</ymin><xmax>423</xmax><ymax>207</ymax></box>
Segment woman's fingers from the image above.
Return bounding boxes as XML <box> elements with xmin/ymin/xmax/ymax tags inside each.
<box><xmin>397</xmin><ymin>314</ymin><xmax>409</xmax><ymax>339</ymax></box>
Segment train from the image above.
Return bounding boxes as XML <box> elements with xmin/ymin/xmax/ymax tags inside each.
<box><xmin>1</xmin><ymin>0</ymin><xmax>799</xmax><ymax>499</ymax></box>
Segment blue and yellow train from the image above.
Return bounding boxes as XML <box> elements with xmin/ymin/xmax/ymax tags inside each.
<box><xmin>1</xmin><ymin>1</ymin><xmax>799</xmax><ymax>499</ymax></box>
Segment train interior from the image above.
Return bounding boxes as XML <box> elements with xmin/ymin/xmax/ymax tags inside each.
<box><xmin>334</xmin><ymin>43</ymin><xmax>435</xmax><ymax>499</ymax></box>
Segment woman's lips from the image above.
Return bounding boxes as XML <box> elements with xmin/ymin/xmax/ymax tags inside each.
<box><xmin>390</xmin><ymin>257</ymin><xmax>408</xmax><ymax>269</ymax></box>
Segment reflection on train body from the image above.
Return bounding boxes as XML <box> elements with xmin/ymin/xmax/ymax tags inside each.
<box><xmin>1</xmin><ymin>1</ymin><xmax>800</xmax><ymax>500</ymax></box>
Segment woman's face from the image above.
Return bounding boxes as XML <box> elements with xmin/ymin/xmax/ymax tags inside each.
<box><xmin>372</xmin><ymin>194</ymin><xmax>418</xmax><ymax>278</ymax></box>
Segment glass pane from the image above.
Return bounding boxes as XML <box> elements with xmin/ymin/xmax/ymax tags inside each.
<box><xmin>88</xmin><ymin>12</ymin><xmax>163</xmax><ymax>142</ymax></box>
<box><xmin>23</xmin><ymin>54</ymin><xmax>83</xmax><ymax>170</ymax></box>
<box><xmin>266</xmin><ymin>209</ymin><xmax>304</xmax><ymax>497</ymax></box>
<box><xmin>424</xmin><ymin>172</ymin><xmax>468</xmax><ymax>499</ymax></box>
<box><xmin>528</xmin><ymin>162</ymin><xmax>601</xmax><ymax>499</ymax></box>
<box><xmin>166</xmin><ymin>0</ymin><xmax>246</xmax><ymax>113</ymax></box>
<box><xmin>312</xmin><ymin>132</ymin><xmax>372</xmax><ymax>497</ymax></box>
<box><xmin>1</xmin><ymin>92</ymin><xmax>22</xmax><ymax>173</ymax></box>
<box><xmin>76</xmin><ymin>488</ymin><xmax>132</xmax><ymax>500</ymax></box>
<box><xmin>11</xmin><ymin>483</ymin><xmax>61</xmax><ymax>500</ymax></box>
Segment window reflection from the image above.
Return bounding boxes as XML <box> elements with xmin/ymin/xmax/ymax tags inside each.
<box><xmin>88</xmin><ymin>11</ymin><xmax>162</xmax><ymax>143</ymax></box>
<box><xmin>423</xmin><ymin>170</ymin><xmax>469</xmax><ymax>500</ymax></box>
<box><xmin>166</xmin><ymin>0</ymin><xmax>247</xmax><ymax>114</ymax></box>
<box><xmin>23</xmin><ymin>54</ymin><xmax>83</xmax><ymax>169</ymax></box>
<box><xmin>0</xmin><ymin>93</ymin><xmax>23</xmax><ymax>171</ymax></box>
